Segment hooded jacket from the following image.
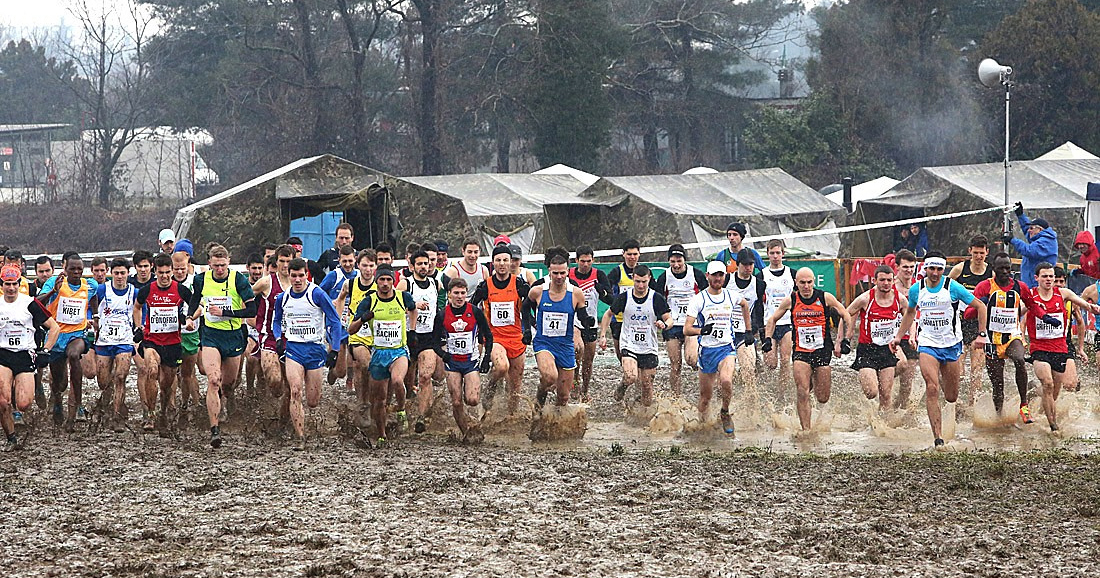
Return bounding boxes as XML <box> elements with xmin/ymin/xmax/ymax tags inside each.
<box><xmin>1075</xmin><ymin>230</ymin><xmax>1100</xmax><ymax>278</ymax></box>
<box><xmin>1010</xmin><ymin>213</ymin><xmax>1058</xmax><ymax>288</ymax></box>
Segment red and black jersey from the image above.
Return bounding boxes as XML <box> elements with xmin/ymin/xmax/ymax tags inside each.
<box><xmin>858</xmin><ymin>287</ymin><xmax>902</xmax><ymax>345</ymax></box>
<box><xmin>136</xmin><ymin>280</ymin><xmax>193</xmax><ymax>346</ymax></box>
<box><xmin>1028</xmin><ymin>289</ymin><xmax>1068</xmax><ymax>354</ymax></box>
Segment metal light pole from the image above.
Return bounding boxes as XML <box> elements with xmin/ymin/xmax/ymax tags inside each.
<box><xmin>979</xmin><ymin>58</ymin><xmax>1014</xmax><ymax>235</ymax></box>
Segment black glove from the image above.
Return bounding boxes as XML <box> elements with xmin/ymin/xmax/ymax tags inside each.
<box><xmin>840</xmin><ymin>338</ymin><xmax>852</xmax><ymax>355</ymax></box>
<box><xmin>326</xmin><ymin>349</ymin><xmax>339</xmax><ymax>369</ymax></box>
<box><xmin>1040</xmin><ymin>314</ymin><xmax>1062</xmax><ymax>328</ymax></box>
<box><xmin>699</xmin><ymin>323</ymin><xmax>714</xmax><ymax>336</ymax></box>
<box><xmin>1002</xmin><ymin>231</ymin><xmax>1013</xmax><ymax>244</ymax></box>
<box><xmin>440</xmin><ymin>351</ymin><xmax>453</xmax><ymax>364</ymax></box>
<box><xmin>35</xmin><ymin>348</ymin><xmax>50</xmax><ymax>369</ymax></box>
<box><xmin>132</xmin><ymin>326</ymin><xmax>144</xmax><ymax>344</ymax></box>
<box><xmin>479</xmin><ymin>355</ymin><xmax>492</xmax><ymax>374</ymax></box>
<box><xmin>1014</xmin><ymin>201</ymin><xmax>1024</xmax><ymax>217</ymax></box>
<box><xmin>407</xmin><ymin>332</ymin><xmax>419</xmax><ymax>350</ymax></box>
<box><xmin>522</xmin><ymin>328</ymin><xmax>532</xmax><ymax>346</ymax></box>
<box><xmin>760</xmin><ymin>337</ymin><xmax>773</xmax><ymax>353</ymax></box>
<box><xmin>275</xmin><ymin>337</ymin><xmax>286</xmax><ymax>357</ymax></box>
<box><xmin>582</xmin><ymin>314</ymin><xmax>596</xmax><ymax>329</ymax></box>
<box><xmin>742</xmin><ymin>332</ymin><xmax>755</xmax><ymax>346</ymax></box>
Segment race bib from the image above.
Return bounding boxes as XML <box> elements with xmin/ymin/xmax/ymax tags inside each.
<box><xmin>630</xmin><ymin>326</ymin><xmax>649</xmax><ymax>344</ymax></box>
<box><xmin>542</xmin><ymin>311</ymin><xmax>568</xmax><ymax>338</ymax></box>
<box><xmin>490</xmin><ymin>301</ymin><xmax>515</xmax><ymax>327</ymax></box>
<box><xmin>415</xmin><ymin>304</ymin><xmax>433</xmax><ymax>333</ymax></box>
<box><xmin>706</xmin><ymin>311</ymin><xmax>731</xmax><ymax>343</ymax></box>
<box><xmin>56</xmin><ymin>296</ymin><xmax>86</xmax><ymax>325</ymax></box>
<box><xmin>1035</xmin><ymin>317</ymin><xmax>1063</xmax><ymax>340</ymax></box>
<box><xmin>988</xmin><ymin>306</ymin><xmax>1018</xmax><ymax>334</ymax></box>
<box><xmin>287</xmin><ymin>315</ymin><xmax>319</xmax><ymax>339</ymax></box>
<box><xmin>372</xmin><ymin>319</ymin><xmax>402</xmax><ymax>348</ymax></box>
<box><xmin>730</xmin><ymin>310</ymin><xmax>745</xmax><ymax>334</ymax></box>
<box><xmin>446</xmin><ymin>331</ymin><xmax>475</xmax><ymax>355</ymax></box>
<box><xmin>149</xmin><ymin>306</ymin><xmax>180</xmax><ymax>334</ymax></box>
<box><xmin>797</xmin><ymin>325</ymin><xmax>824</xmax><ymax>350</ymax></box>
<box><xmin>1</xmin><ymin>322</ymin><xmax>25</xmax><ymax>349</ymax></box>
<box><xmin>870</xmin><ymin>318</ymin><xmax>900</xmax><ymax>346</ymax></box>
<box><xmin>670</xmin><ymin>297</ymin><xmax>690</xmax><ymax>324</ymax></box>
<box><xmin>203</xmin><ymin>295</ymin><xmax>231</xmax><ymax>323</ymax></box>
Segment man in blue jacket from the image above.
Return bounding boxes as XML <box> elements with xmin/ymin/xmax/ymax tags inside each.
<box><xmin>1003</xmin><ymin>202</ymin><xmax>1057</xmax><ymax>288</ymax></box>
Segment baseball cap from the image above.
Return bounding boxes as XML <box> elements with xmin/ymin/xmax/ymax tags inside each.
<box><xmin>1</xmin><ymin>265</ymin><xmax>22</xmax><ymax>282</ymax></box>
<box><xmin>1030</xmin><ymin>218</ymin><xmax>1050</xmax><ymax>229</ymax></box>
<box><xmin>433</xmin><ymin>239</ymin><xmax>449</xmax><ymax>253</ymax></box>
<box><xmin>159</xmin><ymin>228</ymin><xmax>175</xmax><ymax>244</ymax></box>
<box><xmin>508</xmin><ymin>243</ymin><xmax>523</xmax><ymax>261</ymax></box>
<box><xmin>173</xmin><ymin>239</ymin><xmax>194</xmax><ymax>257</ymax></box>
<box><xmin>493</xmin><ymin>235</ymin><xmax>511</xmax><ymax>246</ymax></box>
<box><xmin>706</xmin><ymin>261</ymin><xmax>726</xmax><ymax>275</ymax></box>
<box><xmin>735</xmin><ymin>248</ymin><xmax>755</xmax><ymax>264</ymax></box>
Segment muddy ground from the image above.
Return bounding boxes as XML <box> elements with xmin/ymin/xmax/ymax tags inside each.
<box><xmin>4</xmin><ymin>348</ymin><xmax>1100</xmax><ymax>576</ymax></box>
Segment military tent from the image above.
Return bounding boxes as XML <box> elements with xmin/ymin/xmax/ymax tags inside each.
<box><xmin>546</xmin><ymin>168</ymin><xmax>845</xmax><ymax>259</ymax></box>
<box><xmin>849</xmin><ymin>159</ymin><xmax>1100</xmax><ymax>258</ymax></box>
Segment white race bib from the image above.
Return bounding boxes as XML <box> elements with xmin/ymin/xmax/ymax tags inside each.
<box><xmin>203</xmin><ymin>295</ymin><xmax>231</xmax><ymax>323</ymax></box>
<box><xmin>1035</xmin><ymin>317</ymin><xmax>1063</xmax><ymax>340</ymax></box>
<box><xmin>670</xmin><ymin>296</ymin><xmax>690</xmax><ymax>325</ymax></box>
<box><xmin>542</xmin><ymin>311</ymin><xmax>568</xmax><ymax>338</ymax></box>
<box><xmin>56</xmin><ymin>296</ymin><xmax>86</xmax><ymax>325</ymax></box>
<box><xmin>415</xmin><ymin>304</ymin><xmax>433</xmax><ymax>333</ymax></box>
<box><xmin>490</xmin><ymin>301</ymin><xmax>515</xmax><ymax>327</ymax></box>
<box><xmin>1</xmin><ymin>324</ymin><xmax>25</xmax><ymax>349</ymax></box>
<box><xmin>870</xmin><ymin>318</ymin><xmax>900</xmax><ymax>346</ymax></box>
<box><xmin>797</xmin><ymin>325</ymin><xmax>824</xmax><ymax>350</ymax></box>
<box><xmin>988</xmin><ymin>306</ymin><xmax>1018</xmax><ymax>334</ymax></box>
<box><xmin>446</xmin><ymin>331</ymin><xmax>475</xmax><ymax>355</ymax></box>
<box><xmin>149</xmin><ymin>306</ymin><xmax>180</xmax><ymax>334</ymax></box>
<box><xmin>287</xmin><ymin>315</ymin><xmax>320</xmax><ymax>339</ymax></box>
<box><xmin>730</xmin><ymin>310</ymin><xmax>745</xmax><ymax>334</ymax></box>
<box><xmin>372</xmin><ymin>319</ymin><xmax>402</xmax><ymax>348</ymax></box>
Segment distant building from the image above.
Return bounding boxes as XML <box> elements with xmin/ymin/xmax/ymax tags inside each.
<box><xmin>0</xmin><ymin>123</ymin><xmax>68</xmax><ymax>203</ymax></box>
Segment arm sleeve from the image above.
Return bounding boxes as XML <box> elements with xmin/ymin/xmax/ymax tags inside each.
<box><xmin>520</xmin><ymin>279</ymin><xmax>535</xmax><ymax>331</ymax></box>
<box><xmin>694</xmin><ymin>267</ymin><xmax>708</xmax><ymax>289</ymax></box>
<box><xmin>354</xmin><ymin>294</ymin><xmax>373</xmax><ymax>321</ymax></box>
<box><xmin>272</xmin><ymin>295</ymin><xmax>284</xmax><ymax>340</ymax></box>
<box><xmin>651</xmin><ymin>273</ymin><xmax>666</xmax><ymax>296</ymax></box>
<box><xmin>608</xmin><ymin>293</ymin><xmax>627</xmax><ymax>316</ymax></box>
<box><xmin>652</xmin><ymin>293</ymin><xmax>671</xmax><ymax>318</ymax></box>
<box><xmin>135</xmin><ymin>284</ymin><xmax>151</xmax><ymax>305</ymax></box>
<box><xmin>907</xmin><ymin>283</ymin><xmax>920</xmax><ymax>309</ymax></box>
<box><xmin>29</xmin><ymin>300</ymin><xmax>51</xmax><ymax>328</ymax></box>
<box><xmin>188</xmin><ymin>275</ymin><xmax>205</xmax><ymax>314</ymax></box>
<box><xmin>473</xmin><ymin>307</ymin><xmax>494</xmax><ymax>348</ymax></box>
<box><xmin>319</xmin><ymin>271</ymin><xmax>338</xmax><ymax>294</ymax></box>
<box><xmin>753</xmin><ymin>249</ymin><xmax>766</xmax><ymax>272</ymax></box>
<box><xmin>402</xmin><ymin>292</ymin><xmax>417</xmax><ymax>311</ymax></box>
<box><xmin>468</xmin><ymin>281</ymin><xmax>489</xmax><ymax>306</ymax></box>
<box><xmin>596</xmin><ymin>270</ymin><xmax>614</xmax><ymax>304</ymax></box>
<box><xmin>307</xmin><ymin>260</ymin><xmax>325</xmax><ymax>283</ymax></box>
<box><xmin>1016</xmin><ymin>283</ymin><xmax>1048</xmax><ymax>320</ymax></box>
<box><xmin>94</xmin><ymin>283</ymin><xmax>107</xmax><ymax>303</ymax></box>
<box><xmin>686</xmin><ymin>294</ymin><xmax>704</xmax><ymax>324</ymax></box>
<box><xmin>431</xmin><ymin>310</ymin><xmax>447</xmax><ymax>358</ymax></box>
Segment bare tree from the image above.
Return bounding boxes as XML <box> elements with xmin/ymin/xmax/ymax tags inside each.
<box><xmin>64</xmin><ymin>0</ymin><xmax>156</xmax><ymax>208</ymax></box>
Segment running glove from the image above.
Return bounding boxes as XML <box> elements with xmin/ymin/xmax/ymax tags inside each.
<box><xmin>699</xmin><ymin>323</ymin><xmax>714</xmax><ymax>336</ymax></box>
<box><xmin>132</xmin><ymin>326</ymin><xmax>144</xmax><ymax>344</ymax></box>
<box><xmin>275</xmin><ymin>338</ymin><xmax>286</xmax><ymax>357</ymax></box>
<box><xmin>440</xmin><ymin>351</ymin><xmax>453</xmax><ymax>364</ymax></box>
<box><xmin>760</xmin><ymin>338</ymin><xmax>773</xmax><ymax>353</ymax></box>
<box><xmin>840</xmin><ymin>339</ymin><xmax>852</xmax><ymax>355</ymax></box>
<box><xmin>522</xmin><ymin>328</ymin><xmax>532</xmax><ymax>345</ymax></box>
<box><xmin>1014</xmin><ymin>202</ymin><xmax>1024</xmax><ymax>216</ymax></box>
<box><xmin>35</xmin><ymin>348</ymin><xmax>50</xmax><ymax>369</ymax></box>
<box><xmin>1040</xmin><ymin>314</ymin><xmax>1062</xmax><ymax>328</ymax></box>
<box><xmin>742</xmin><ymin>333</ymin><xmax>755</xmax><ymax>346</ymax></box>
<box><xmin>326</xmin><ymin>349</ymin><xmax>339</xmax><ymax>369</ymax></box>
<box><xmin>479</xmin><ymin>355</ymin><xmax>492</xmax><ymax>374</ymax></box>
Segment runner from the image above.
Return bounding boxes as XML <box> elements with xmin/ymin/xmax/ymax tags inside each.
<box><xmin>129</xmin><ymin>250</ymin><xmax>159</xmax><ymax>427</ymax></box>
<box><xmin>763</xmin><ymin>267</ymin><xmax>852</xmax><ymax>431</ymax></box>
<box><xmin>1028</xmin><ymin>262</ymin><xmax>1100</xmax><ymax>432</ymax></box>
<box><xmin>443</xmin><ymin>238</ymin><xmax>489</xmax><ymax>295</ymax></box>
<box><xmin>431</xmin><ymin>278</ymin><xmax>493</xmax><ymax>442</ymax></box>
<box><xmin>396</xmin><ymin>250</ymin><xmax>448</xmax><ymax>432</ymax></box>
<box><xmin>348</xmin><ymin>266</ymin><xmax>416</xmax><ymax>446</ymax></box>
<box><xmin>135</xmin><ymin>254</ymin><xmax>194</xmax><ymax>435</ymax></box>
<box><xmin>36</xmin><ymin>253</ymin><xmax>97</xmax><ymax>431</ymax></box>
<box><xmin>171</xmin><ymin>242</ymin><xmax>201</xmax><ymax>420</ymax></box>
<box><xmin>846</xmin><ymin>265</ymin><xmax>907</xmax><ymax>411</ymax></box>
<box><xmin>684</xmin><ymin>261</ymin><xmax>752</xmax><ymax>434</ymax></box>
<box><xmin>605</xmin><ymin>240</ymin><xmax>642</xmax><ymax>359</ymax></box>
<box><xmin>91</xmin><ymin>258</ymin><xmax>138</xmax><ymax>430</ymax></box>
<box><xmin>81</xmin><ymin>256</ymin><xmax>109</xmax><ymax>393</ymax></box>
<box><xmin>186</xmin><ymin>244</ymin><xmax>256</xmax><ymax>448</ymax></box>
<box><xmin>244</xmin><ymin>252</ymin><xmax>265</xmax><ymax>395</ymax></box>
<box><xmin>317</xmin><ymin>222</ymin><xmax>355</xmax><ymax>274</ymax></box>
<box><xmin>334</xmin><ymin>248</ymin><xmax>377</xmax><ymax>409</ymax></box>
<box><xmin>893</xmin><ymin>251</ymin><xmax>988</xmax><ymax>447</ymax></box>
<box><xmin>568</xmin><ymin>245</ymin><xmax>612</xmax><ymax>401</ymax></box>
<box><xmin>158</xmin><ymin>229</ymin><xmax>176</xmax><ymax>254</ymax></box>
<box><xmin>714</xmin><ymin>222</ymin><xmax>764</xmax><ymax>273</ymax></box>
<box><xmin>508</xmin><ymin>244</ymin><xmax>538</xmax><ymax>286</ymax></box>
<box><xmin>374</xmin><ymin>244</ymin><xmax>394</xmax><ymax>267</ymax></box>
<box><xmin>3</xmin><ymin>250</ymin><xmax>31</xmax><ymax>296</ymax></box>
<box><xmin>949</xmin><ymin>235</ymin><xmax>993</xmax><ymax>404</ymax></box>
<box><xmin>272</xmin><ymin>258</ymin><xmax>346</xmax><ymax>449</ymax></box>
<box><xmin>469</xmin><ymin>245</ymin><xmax>531</xmax><ymax>413</ymax></box>
<box><xmin>972</xmin><ymin>252</ymin><xmax>1056</xmax><ymax>420</ymax></box>
<box><xmin>1054</xmin><ymin>267</ymin><xmax>1086</xmax><ymax>369</ymax></box>
<box><xmin>651</xmin><ymin>245</ymin><xmax>706</xmax><ymax>396</ymax></box>
<box><xmin>433</xmin><ymin>240</ymin><xmax>450</xmax><ymax>271</ymax></box>
<box><xmin>892</xmin><ymin>250</ymin><xmax>919</xmax><ymax>409</ymax></box>
<box><xmin>30</xmin><ymin>255</ymin><xmax>53</xmax><ymax>409</ymax></box>
<box><xmin>252</xmin><ymin>245</ymin><xmax>293</xmax><ymax>423</ymax></box>
<box><xmin>529</xmin><ymin>252</ymin><xmax>594</xmax><ymax>408</ymax></box>
<box><xmin>0</xmin><ymin>264</ymin><xmax>59</xmax><ymax>451</ymax></box>
<box><xmin>601</xmin><ymin>265</ymin><xmax>671</xmax><ymax>407</ymax></box>
<box><xmin>725</xmin><ymin>248</ymin><xmax>764</xmax><ymax>394</ymax></box>
<box><xmin>760</xmin><ymin>240</ymin><xmax>797</xmax><ymax>394</ymax></box>
<box><xmin>319</xmin><ymin>245</ymin><xmax>358</xmax><ymax>388</ymax></box>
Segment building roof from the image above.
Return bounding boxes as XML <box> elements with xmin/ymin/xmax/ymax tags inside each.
<box><xmin>0</xmin><ymin>123</ymin><xmax>70</xmax><ymax>136</ymax></box>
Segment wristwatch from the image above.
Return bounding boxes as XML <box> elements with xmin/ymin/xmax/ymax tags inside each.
<box><xmin>978</xmin><ymin>331</ymin><xmax>987</xmax><ymax>337</ymax></box>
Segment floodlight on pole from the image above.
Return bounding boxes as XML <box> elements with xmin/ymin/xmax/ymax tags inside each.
<box><xmin>978</xmin><ymin>58</ymin><xmax>1013</xmax><ymax>235</ymax></box>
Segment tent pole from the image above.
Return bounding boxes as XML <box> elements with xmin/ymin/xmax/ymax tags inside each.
<box><xmin>1003</xmin><ymin>79</ymin><xmax>1011</xmax><ymax>235</ymax></box>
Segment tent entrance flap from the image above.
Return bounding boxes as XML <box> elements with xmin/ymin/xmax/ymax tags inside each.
<box><xmin>283</xmin><ymin>183</ymin><xmax>397</xmax><ymax>249</ymax></box>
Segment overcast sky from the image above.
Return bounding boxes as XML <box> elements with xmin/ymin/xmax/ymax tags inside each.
<box><xmin>1</xmin><ymin>0</ymin><xmax>75</xmax><ymax>29</ymax></box>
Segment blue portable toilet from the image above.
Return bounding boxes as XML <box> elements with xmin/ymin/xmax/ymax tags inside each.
<box><xmin>289</xmin><ymin>211</ymin><xmax>343</xmax><ymax>260</ymax></box>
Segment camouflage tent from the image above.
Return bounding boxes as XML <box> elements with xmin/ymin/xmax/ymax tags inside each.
<box><xmin>172</xmin><ymin>155</ymin><xmax>387</xmax><ymax>259</ymax></box>
<box><xmin>547</xmin><ymin>168</ymin><xmax>845</xmax><ymax>259</ymax></box>
<box><xmin>384</xmin><ymin>173</ymin><xmax>615</xmax><ymax>254</ymax></box>
<box><xmin>849</xmin><ymin>159</ymin><xmax>1100</xmax><ymax>258</ymax></box>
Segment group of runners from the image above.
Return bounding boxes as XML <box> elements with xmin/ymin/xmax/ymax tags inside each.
<box><xmin>2</xmin><ymin>210</ymin><xmax>1098</xmax><ymax>451</ymax></box>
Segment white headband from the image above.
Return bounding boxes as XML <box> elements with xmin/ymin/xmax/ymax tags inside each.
<box><xmin>924</xmin><ymin>257</ymin><xmax>947</xmax><ymax>269</ymax></box>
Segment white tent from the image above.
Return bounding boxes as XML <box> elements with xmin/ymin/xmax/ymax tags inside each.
<box><xmin>532</xmin><ymin>164</ymin><xmax>599</xmax><ymax>186</ymax></box>
<box><xmin>826</xmin><ymin>175</ymin><xmax>900</xmax><ymax>206</ymax></box>
<box><xmin>1036</xmin><ymin>141</ymin><xmax>1099</xmax><ymax>161</ymax></box>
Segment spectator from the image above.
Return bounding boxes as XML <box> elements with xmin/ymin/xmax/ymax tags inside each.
<box><xmin>893</xmin><ymin>227</ymin><xmax>911</xmax><ymax>253</ymax></box>
<box><xmin>905</xmin><ymin>223</ymin><xmax>929</xmax><ymax>258</ymax></box>
<box><xmin>1003</xmin><ymin>202</ymin><xmax>1057</xmax><ymax>288</ymax></box>
<box><xmin>1072</xmin><ymin>229</ymin><xmax>1100</xmax><ymax>279</ymax></box>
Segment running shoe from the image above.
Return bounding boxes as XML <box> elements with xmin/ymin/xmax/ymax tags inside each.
<box><xmin>1019</xmin><ymin>405</ymin><xmax>1034</xmax><ymax>424</ymax></box>
<box><xmin>414</xmin><ymin>418</ymin><xmax>426</xmax><ymax>434</ymax></box>
<box><xmin>12</xmin><ymin>411</ymin><xmax>23</xmax><ymax>425</ymax></box>
<box><xmin>614</xmin><ymin>383</ymin><xmax>628</xmax><ymax>402</ymax></box>
<box><xmin>934</xmin><ymin>438</ymin><xmax>945</xmax><ymax>448</ymax></box>
<box><xmin>52</xmin><ymin>403</ymin><xmax>63</xmax><ymax>426</ymax></box>
<box><xmin>396</xmin><ymin>410</ymin><xmax>408</xmax><ymax>433</ymax></box>
<box><xmin>1</xmin><ymin>438</ymin><xmax>15</xmax><ymax>453</ymax></box>
<box><xmin>210</xmin><ymin>426</ymin><xmax>222</xmax><ymax>448</ymax></box>
<box><xmin>76</xmin><ymin>406</ymin><xmax>89</xmax><ymax>421</ymax></box>
<box><xmin>720</xmin><ymin>410</ymin><xmax>734</xmax><ymax>435</ymax></box>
